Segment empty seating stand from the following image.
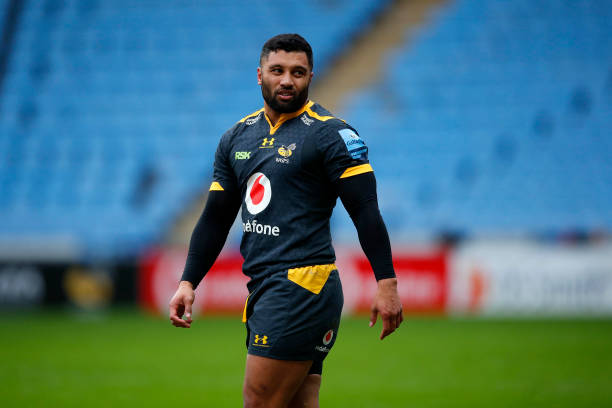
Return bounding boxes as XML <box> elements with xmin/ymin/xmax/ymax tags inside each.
<box><xmin>337</xmin><ymin>0</ymin><xmax>612</xmax><ymax>240</ymax></box>
<box><xmin>0</xmin><ymin>0</ymin><xmax>390</xmax><ymax>260</ymax></box>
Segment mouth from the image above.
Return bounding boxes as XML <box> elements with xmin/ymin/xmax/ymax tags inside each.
<box><xmin>276</xmin><ymin>89</ymin><xmax>295</xmax><ymax>102</ymax></box>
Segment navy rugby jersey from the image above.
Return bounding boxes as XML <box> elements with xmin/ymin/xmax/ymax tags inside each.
<box><xmin>210</xmin><ymin>100</ymin><xmax>373</xmax><ymax>285</ymax></box>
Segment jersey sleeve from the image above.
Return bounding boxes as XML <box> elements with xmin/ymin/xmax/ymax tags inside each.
<box><xmin>317</xmin><ymin>122</ymin><xmax>373</xmax><ymax>182</ymax></box>
<box><xmin>210</xmin><ymin>130</ymin><xmax>238</xmax><ymax>192</ymax></box>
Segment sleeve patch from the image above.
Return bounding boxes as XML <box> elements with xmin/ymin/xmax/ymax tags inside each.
<box><xmin>339</xmin><ymin>129</ymin><xmax>367</xmax><ymax>159</ymax></box>
<box><xmin>340</xmin><ymin>163</ymin><xmax>373</xmax><ymax>179</ymax></box>
<box><xmin>209</xmin><ymin>181</ymin><xmax>224</xmax><ymax>191</ymax></box>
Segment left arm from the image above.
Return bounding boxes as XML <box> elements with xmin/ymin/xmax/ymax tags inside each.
<box><xmin>337</xmin><ymin>172</ymin><xmax>403</xmax><ymax>339</ymax></box>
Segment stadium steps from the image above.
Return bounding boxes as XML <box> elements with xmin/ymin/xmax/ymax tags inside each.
<box><xmin>310</xmin><ymin>0</ymin><xmax>449</xmax><ymax>113</ymax></box>
<box><xmin>167</xmin><ymin>0</ymin><xmax>449</xmax><ymax>247</ymax></box>
<box><xmin>0</xmin><ymin>0</ymin><xmax>392</xmax><ymax>261</ymax></box>
<box><xmin>336</xmin><ymin>0</ymin><xmax>612</xmax><ymax>238</ymax></box>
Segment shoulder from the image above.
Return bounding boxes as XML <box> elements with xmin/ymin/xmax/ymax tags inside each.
<box><xmin>304</xmin><ymin>101</ymin><xmax>360</xmax><ymax>138</ymax></box>
<box><xmin>306</xmin><ymin>103</ymin><xmax>369</xmax><ymax>165</ymax></box>
<box><xmin>304</xmin><ymin>102</ymin><xmax>346</xmax><ymax>127</ymax></box>
<box><xmin>238</xmin><ymin>107</ymin><xmax>265</xmax><ymax>125</ymax></box>
<box><xmin>306</xmin><ymin>102</ymin><xmax>363</xmax><ymax>145</ymax></box>
<box><xmin>219</xmin><ymin>107</ymin><xmax>265</xmax><ymax>145</ymax></box>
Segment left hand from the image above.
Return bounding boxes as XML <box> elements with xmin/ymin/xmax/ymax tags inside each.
<box><xmin>169</xmin><ymin>281</ymin><xmax>195</xmax><ymax>328</ymax></box>
<box><xmin>369</xmin><ymin>278</ymin><xmax>403</xmax><ymax>340</ymax></box>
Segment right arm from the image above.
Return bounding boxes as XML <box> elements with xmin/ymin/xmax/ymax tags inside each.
<box><xmin>169</xmin><ymin>130</ymin><xmax>241</xmax><ymax>328</ymax></box>
<box><xmin>169</xmin><ymin>188</ymin><xmax>241</xmax><ymax>328</ymax></box>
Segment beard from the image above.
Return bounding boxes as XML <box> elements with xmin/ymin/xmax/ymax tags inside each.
<box><xmin>261</xmin><ymin>78</ymin><xmax>310</xmax><ymax>114</ymax></box>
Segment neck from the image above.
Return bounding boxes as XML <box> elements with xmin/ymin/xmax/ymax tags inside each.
<box><xmin>263</xmin><ymin>102</ymin><xmax>282</xmax><ymax>126</ymax></box>
<box><xmin>263</xmin><ymin>100</ymin><xmax>310</xmax><ymax>126</ymax></box>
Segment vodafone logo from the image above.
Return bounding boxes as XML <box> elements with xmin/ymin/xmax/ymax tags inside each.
<box><xmin>323</xmin><ymin>329</ymin><xmax>334</xmax><ymax>346</ymax></box>
<box><xmin>245</xmin><ymin>172</ymin><xmax>272</xmax><ymax>215</ymax></box>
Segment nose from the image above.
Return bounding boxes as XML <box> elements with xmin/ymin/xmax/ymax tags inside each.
<box><xmin>280</xmin><ymin>72</ymin><xmax>293</xmax><ymax>88</ymax></box>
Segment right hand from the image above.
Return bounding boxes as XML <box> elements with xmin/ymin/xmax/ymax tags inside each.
<box><xmin>169</xmin><ymin>281</ymin><xmax>195</xmax><ymax>328</ymax></box>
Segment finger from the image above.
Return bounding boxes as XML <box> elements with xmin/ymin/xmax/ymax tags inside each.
<box><xmin>170</xmin><ymin>314</ymin><xmax>190</xmax><ymax>328</ymax></box>
<box><xmin>184</xmin><ymin>299</ymin><xmax>193</xmax><ymax>323</ymax></box>
<box><xmin>169</xmin><ymin>302</ymin><xmax>191</xmax><ymax>328</ymax></box>
<box><xmin>396</xmin><ymin>309</ymin><xmax>403</xmax><ymax>328</ymax></box>
<box><xmin>380</xmin><ymin>314</ymin><xmax>395</xmax><ymax>340</ymax></box>
<box><xmin>369</xmin><ymin>307</ymin><xmax>378</xmax><ymax>328</ymax></box>
<box><xmin>169</xmin><ymin>302</ymin><xmax>183</xmax><ymax>322</ymax></box>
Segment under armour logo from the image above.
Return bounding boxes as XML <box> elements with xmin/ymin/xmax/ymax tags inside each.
<box><xmin>254</xmin><ymin>334</ymin><xmax>268</xmax><ymax>344</ymax></box>
<box><xmin>260</xmin><ymin>138</ymin><xmax>275</xmax><ymax>148</ymax></box>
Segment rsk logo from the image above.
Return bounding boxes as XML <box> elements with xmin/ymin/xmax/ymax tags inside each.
<box><xmin>245</xmin><ymin>172</ymin><xmax>272</xmax><ymax>215</ymax></box>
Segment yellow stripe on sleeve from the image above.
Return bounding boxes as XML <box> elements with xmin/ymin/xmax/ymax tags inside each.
<box><xmin>209</xmin><ymin>181</ymin><xmax>224</xmax><ymax>191</ymax></box>
<box><xmin>339</xmin><ymin>163</ymin><xmax>373</xmax><ymax>179</ymax></box>
<box><xmin>304</xmin><ymin>106</ymin><xmax>335</xmax><ymax>122</ymax></box>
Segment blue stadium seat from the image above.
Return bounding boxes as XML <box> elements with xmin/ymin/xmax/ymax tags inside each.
<box><xmin>340</xmin><ymin>0</ymin><xmax>612</xmax><ymax>238</ymax></box>
<box><xmin>0</xmin><ymin>0</ymin><xmax>391</xmax><ymax>260</ymax></box>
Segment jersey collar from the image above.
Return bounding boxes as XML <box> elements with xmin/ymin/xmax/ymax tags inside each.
<box><xmin>264</xmin><ymin>100</ymin><xmax>314</xmax><ymax>135</ymax></box>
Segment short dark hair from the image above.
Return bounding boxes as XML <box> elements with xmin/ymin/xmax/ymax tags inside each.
<box><xmin>260</xmin><ymin>33</ymin><xmax>313</xmax><ymax>69</ymax></box>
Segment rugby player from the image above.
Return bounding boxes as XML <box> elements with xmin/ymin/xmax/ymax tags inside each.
<box><xmin>169</xmin><ymin>33</ymin><xmax>403</xmax><ymax>408</ymax></box>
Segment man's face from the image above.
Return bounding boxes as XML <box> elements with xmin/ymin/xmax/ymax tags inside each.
<box><xmin>258</xmin><ymin>50</ymin><xmax>313</xmax><ymax>114</ymax></box>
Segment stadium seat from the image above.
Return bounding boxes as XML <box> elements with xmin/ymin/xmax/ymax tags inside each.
<box><xmin>0</xmin><ymin>0</ymin><xmax>391</xmax><ymax>260</ymax></box>
<box><xmin>339</xmin><ymin>0</ymin><xmax>612</xmax><ymax>238</ymax></box>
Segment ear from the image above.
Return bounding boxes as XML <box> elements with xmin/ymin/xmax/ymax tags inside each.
<box><xmin>257</xmin><ymin>67</ymin><xmax>262</xmax><ymax>85</ymax></box>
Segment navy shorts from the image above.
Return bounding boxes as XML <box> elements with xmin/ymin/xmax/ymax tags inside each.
<box><xmin>243</xmin><ymin>264</ymin><xmax>344</xmax><ymax>375</ymax></box>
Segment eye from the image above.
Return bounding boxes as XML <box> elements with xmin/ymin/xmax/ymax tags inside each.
<box><xmin>294</xmin><ymin>70</ymin><xmax>305</xmax><ymax>77</ymax></box>
<box><xmin>271</xmin><ymin>68</ymin><xmax>282</xmax><ymax>74</ymax></box>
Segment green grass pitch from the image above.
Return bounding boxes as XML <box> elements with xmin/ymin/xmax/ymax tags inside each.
<box><xmin>1</xmin><ymin>309</ymin><xmax>611</xmax><ymax>407</ymax></box>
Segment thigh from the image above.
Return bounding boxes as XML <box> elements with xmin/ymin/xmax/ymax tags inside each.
<box><xmin>288</xmin><ymin>374</ymin><xmax>321</xmax><ymax>408</ymax></box>
<box><xmin>243</xmin><ymin>354</ymin><xmax>312</xmax><ymax>408</ymax></box>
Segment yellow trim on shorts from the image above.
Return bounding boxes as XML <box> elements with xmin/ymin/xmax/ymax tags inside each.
<box><xmin>242</xmin><ymin>294</ymin><xmax>250</xmax><ymax>323</ymax></box>
<box><xmin>287</xmin><ymin>264</ymin><xmax>336</xmax><ymax>295</ymax></box>
<box><xmin>339</xmin><ymin>163</ymin><xmax>373</xmax><ymax>179</ymax></box>
<box><xmin>209</xmin><ymin>181</ymin><xmax>224</xmax><ymax>191</ymax></box>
